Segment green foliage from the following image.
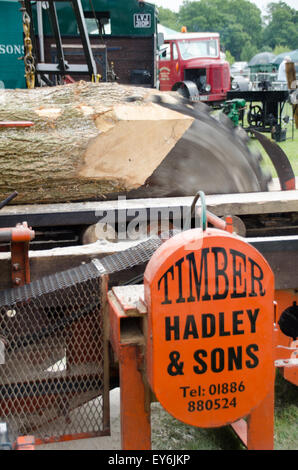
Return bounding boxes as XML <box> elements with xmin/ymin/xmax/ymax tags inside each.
<box><xmin>225</xmin><ymin>50</ymin><xmax>235</xmax><ymax>65</ymax></box>
<box><xmin>273</xmin><ymin>45</ymin><xmax>292</xmax><ymax>56</ymax></box>
<box><xmin>157</xmin><ymin>6</ymin><xmax>182</xmax><ymax>31</ymax></box>
<box><xmin>240</xmin><ymin>43</ymin><xmax>258</xmax><ymax>63</ymax></box>
<box><xmin>263</xmin><ymin>2</ymin><xmax>298</xmax><ymax>50</ymax></box>
<box><xmin>158</xmin><ymin>0</ymin><xmax>297</xmax><ymax>62</ymax></box>
<box><xmin>173</xmin><ymin>0</ymin><xmax>263</xmax><ymax>60</ymax></box>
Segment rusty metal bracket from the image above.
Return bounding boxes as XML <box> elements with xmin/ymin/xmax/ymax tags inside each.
<box><xmin>0</xmin><ymin>222</ymin><xmax>35</xmax><ymax>287</ymax></box>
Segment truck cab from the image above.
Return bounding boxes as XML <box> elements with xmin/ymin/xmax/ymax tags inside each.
<box><xmin>158</xmin><ymin>31</ymin><xmax>230</xmax><ymax>105</ymax></box>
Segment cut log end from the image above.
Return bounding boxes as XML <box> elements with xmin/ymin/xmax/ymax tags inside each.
<box><xmin>80</xmin><ymin>102</ymin><xmax>193</xmax><ymax>187</ymax></box>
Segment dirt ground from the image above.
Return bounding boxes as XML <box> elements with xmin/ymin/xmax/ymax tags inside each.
<box><xmin>38</xmin><ymin>388</ymin><xmax>122</xmax><ymax>450</ymax></box>
<box><xmin>38</xmin><ymin>388</ymin><xmax>166</xmax><ymax>451</ymax></box>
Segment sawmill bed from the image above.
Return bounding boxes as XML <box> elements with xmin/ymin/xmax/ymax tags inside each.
<box><xmin>0</xmin><ymin>189</ymin><xmax>298</xmax><ymax>289</ymax></box>
<box><xmin>0</xmin><ymin>190</ymin><xmax>298</xmax><ymax>250</ymax></box>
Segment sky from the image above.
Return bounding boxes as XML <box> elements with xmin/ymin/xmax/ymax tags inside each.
<box><xmin>148</xmin><ymin>0</ymin><xmax>297</xmax><ymax>14</ymax></box>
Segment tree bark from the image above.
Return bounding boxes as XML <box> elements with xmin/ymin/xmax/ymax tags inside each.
<box><xmin>0</xmin><ymin>81</ymin><xmax>193</xmax><ymax>204</ymax></box>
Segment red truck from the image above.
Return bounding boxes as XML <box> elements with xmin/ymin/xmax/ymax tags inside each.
<box><xmin>158</xmin><ymin>31</ymin><xmax>231</xmax><ymax>106</ymax></box>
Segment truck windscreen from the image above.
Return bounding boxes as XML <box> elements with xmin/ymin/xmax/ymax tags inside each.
<box><xmin>178</xmin><ymin>39</ymin><xmax>218</xmax><ymax>60</ymax></box>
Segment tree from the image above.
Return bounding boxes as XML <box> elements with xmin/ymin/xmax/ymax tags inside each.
<box><xmin>157</xmin><ymin>6</ymin><xmax>181</xmax><ymax>31</ymax></box>
<box><xmin>240</xmin><ymin>43</ymin><xmax>258</xmax><ymax>63</ymax></box>
<box><xmin>224</xmin><ymin>50</ymin><xmax>235</xmax><ymax>65</ymax></box>
<box><xmin>177</xmin><ymin>0</ymin><xmax>263</xmax><ymax>60</ymax></box>
<box><xmin>156</xmin><ymin>0</ymin><xmax>297</xmax><ymax>61</ymax></box>
<box><xmin>221</xmin><ymin>21</ymin><xmax>252</xmax><ymax>60</ymax></box>
<box><xmin>263</xmin><ymin>2</ymin><xmax>298</xmax><ymax>50</ymax></box>
<box><xmin>273</xmin><ymin>45</ymin><xmax>291</xmax><ymax>56</ymax></box>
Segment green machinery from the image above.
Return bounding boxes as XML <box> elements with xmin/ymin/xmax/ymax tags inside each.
<box><xmin>222</xmin><ymin>98</ymin><xmax>246</xmax><ymax>127</ymax></box>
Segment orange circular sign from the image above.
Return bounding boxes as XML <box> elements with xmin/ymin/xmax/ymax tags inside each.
<box><xmin>144</xmin><ymin>228</ymin><xmax>275</xmax><ymax>428</ymax></box>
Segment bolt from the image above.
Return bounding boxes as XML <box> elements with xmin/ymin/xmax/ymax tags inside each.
<box><xmin>12</xmin><ymin>263</ymin><xmax>20</xmax><ymax>271</ymax></box>
<box><xmin>14</xmin><ymin>277</ymin><xmax>21</xmax><ymax>286</ymax></box>
<box><xmin>6</xmin><ymin>309</ymin><xmax>16</xmax><ymax>318</ymax></box>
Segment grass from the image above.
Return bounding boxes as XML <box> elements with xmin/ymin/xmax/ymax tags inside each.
<box><xmin>247</xmin><ymin>103</ymin><xmax>298</xmax><ymax>178</ymax></box>
<box><xmin>251</xmin><ymin>126</ymin><xmax>298</xmax><ymax>178</ymax></box>
<box><xmin>274</xmin><ymin>371</ymin><xmax>298</xmax><ymax>450</ymax></box>
<box><xmin>151</xmin><ymin>371</ymin><xmax>298</xmax><ymax>450</ymax></box>
<box><xmin>212</xmin><ymin>102</ymin><xmax>298</xmax><ymax>178</ymax></box>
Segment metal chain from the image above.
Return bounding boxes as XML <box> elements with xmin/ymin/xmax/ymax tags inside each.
<box><xmin>19</xmin><ymin>2</ymin><xmax>35</xmax><ymax>89</ymax></box>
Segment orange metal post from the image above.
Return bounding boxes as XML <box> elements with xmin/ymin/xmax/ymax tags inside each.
<box><xmin>14</xmin><ymin>436</ymin><xmax>35</xmax><ymax>450</ymax></box>
<box><xmin>119</xmin><ymin>344</ymin><xmax>151</xmax><ymax>450</ymax></box>
<box><xmin>247</xmin><ymin>388</ymin><xmax>275</xmax><ymax>450</ymax></box>
<box><xmin>230</xmin><ymin>387</ymin><xmax>275</xmax><ymax>450</ymax></box>
<box><xmin>108</xmin><ymin>286</ymin><xmax>151</xmax><ymax>450</ymax></box>
<box><xmin>230</xmin><ymin>419</ymin><xmax>248</xmax><ymax>447</ymax></box>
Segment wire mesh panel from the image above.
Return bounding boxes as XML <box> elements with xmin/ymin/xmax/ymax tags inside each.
<box><xmin>0</xmin><ymin>265</ymin><xmax>109</xmax><ymax>444</ymax></box>
<box><xmin>0</xmin><ymin>234</ymin><xmax>166</xmax><ymax>444</ymax></box>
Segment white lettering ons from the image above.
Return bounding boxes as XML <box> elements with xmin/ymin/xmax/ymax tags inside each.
<box><xmin>0</xmin><ymin>44</ymin><xmax>25</xmax><ymax>55</ymax></box>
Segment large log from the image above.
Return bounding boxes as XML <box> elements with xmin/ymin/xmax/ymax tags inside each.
<box><xmin>0</xmin><ymin>81</ymin><xmax>193</xmax><ymax>204</ymax></box>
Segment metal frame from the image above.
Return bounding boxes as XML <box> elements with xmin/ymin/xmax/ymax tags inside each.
<box><xmin>23</xmin><ymin>0</ymin><xmax>97</xmax><ymax>83</ymax></box>
<box><xmin>0</xmin><ymin>255</ymin><xmax>109</xmax><ymax>445</ymax></box>
<box><xmin>50</xmin><ymin>45</ymin><xmax>108</xmax><ymax>82</ymax></box>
